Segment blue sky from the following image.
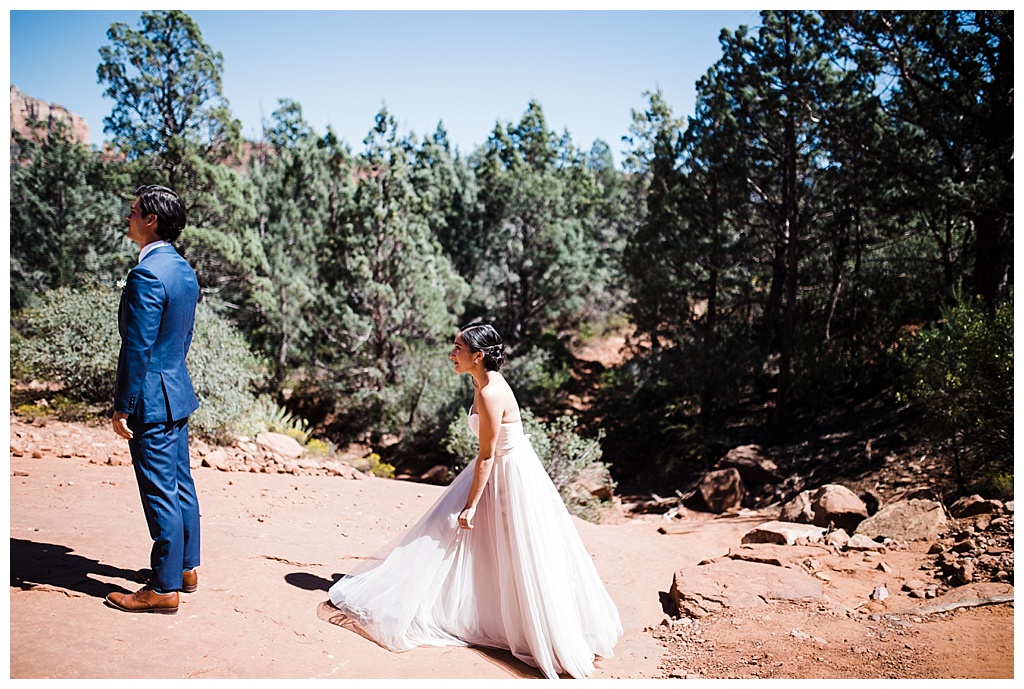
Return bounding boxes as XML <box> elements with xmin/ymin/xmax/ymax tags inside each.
<box><xmin>9</xmin><ymin>8</ymin><xmax>762</xmax><ymax>167</ymax></box>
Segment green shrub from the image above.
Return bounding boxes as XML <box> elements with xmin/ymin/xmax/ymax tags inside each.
<box><xmin>12</xmin><ymin>285</ymin><xmax>122</xmax><ymax>400</ymax></box>
<box><xmin>352</xmin><ymin>452</ymin><xmax>395</xmax><ymax>479</ymax></box>
<box><xmin>14</xmin><ymin>403</ymin><xmax>50</xmax><ymax>424</ymax></box>
<box><xmin>440</xmin><ymin>407</ymin><xmax>480</xmax><ymax>473</ymax></box>
<box><xmin>324</xmin><ymin>342</ymin><xmax>473</xmax><ymax>446</ymax></box>
<box><xmin>255</xmin><ymin>397</ymin><xmax>311</xmax><ymax>443</ymax></box>
<box><xmin>11</xmin><ymin>284</ymin><xmax>269</xmax><ymax>442</ymax></box>
<box><xmin>186</xmin><ymin>304</ymin><xmax>269</xmax><ymax>440</ymax></box>
<box><xmin>899</xmin><ymin>294</ymin><xmax>1012</xmax><ymax>498</ymax></box>
<box><xmin>304</xmin><ymin>438</ymin><xmax>331</xmax><ymax>458</ymax></box>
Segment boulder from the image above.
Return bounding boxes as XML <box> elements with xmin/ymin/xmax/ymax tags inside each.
<box><xmin>569</xmin><ymin>462</ymin><xmax>615</xmax><ymax>502</ymax></box>
<box><xmin>697</xmin><ymin>468</ymin><xmax>746</xmax><ymax>513</ymax></box>
<box><xmin>256</xmin><ymin>432</ymin><xmax>305</xmax><ymax>460</ymax></box>
<box><xmin>323</xmin><ymin>461</ymin><xmax>357</xmax><ymax>479</ymax></box>
<box><xmin>202</xmin><ymin>448</ymin><xmax>232</xmax><ymax>471</ymax></box>
<box><xmin>825</xmin><ymin>529</ymin><xmax>850</xmax><ymax>549</ymax></box>
<box><xmin>779</xmin><ymin>489</ymin><xmax>815</xmax><ymax>524</ymax></box>
<box><xmin>670</xmin><ymin>559</ymin><xmax>825</xmax><ymax>618</ymax></box>
<box><xmin>741</xmin><ymin>520</ymin><xmax>827</xmax><ymax>546</ymax></box>
<box><xmin>419</xmin><ymin>465</ymin><xmax>451</xmax><ymax>485</ymax></box>
<box><xmin>854</xmin><ymin>498</ymin><xmax>947</xmax><ymax>541</ymax></box>
<box><xmin>726</xmin><ymin>543</ymin><xmax>832</xmax><ymax>568</ymax></box>
<box><xmin>949</xmin><ymin>494</ymin><xmax>1004</xmax><ymax>518</ymax></box>
<box><xmin>714</xmin><ymin>444</ymin><xmax>780</xmax><ymax>484</ymax></box>
<box><xmin>846</xmin><ymin>534</ymin><xmax>886</xmax><ymax>551</ymax></box>
<box><xmin>810</xmin><ymin>484</ymin><xmax>869</xmax><ymax>532</ymax></box>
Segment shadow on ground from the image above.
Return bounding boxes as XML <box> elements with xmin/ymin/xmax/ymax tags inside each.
<box><xmin>10</xmin><ymin>537</ymin><xmax>139</xmax><ymax>598</ymax></box>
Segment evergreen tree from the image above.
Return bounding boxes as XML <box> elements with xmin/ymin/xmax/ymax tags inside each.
<box><xmin>703</xmin><ymin>11</ymin><xmax>858</xmax><ymax>427</ymax></box>
<box><xmin>472</xmin><ymin>101</ymin><xmax>604</xmax><ymax>343</ymax></box>
<box><xmin>621</xmin><ymin>89</ymin><xmax>687</xmax><ymax>352</ymax></box>
<box><xmin>97</xmin><ymin>10</ymin><xmax>248</xmax><ymax>229</ymax></box>
<box><xmin>410</xmin><ymin>123</ymin><xmax>485</xmax><ymax>282</ymax></box>
<box><xmin>246</xmin><ymin>99</ymin><xmax>347</xmax><ymax>388</ymax></box>
<box><xmin>319</xmin><ymin>107</ymin><xmax>469</xmax><ymax>431</ymax></box>
<box><xmin>824</xmin><ymin>10</ymin><xmax>1013</xmax><ymax>304</ymax></box>
<box><xmin>10</xmin><ymin>122</ymin><xmax>132</xmax><ymax>310</ymax></box>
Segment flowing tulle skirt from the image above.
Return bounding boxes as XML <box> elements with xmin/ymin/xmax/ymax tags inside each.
<box><xmin>327</xmin><ymin>421</ymin><xmax>622</xmax><ymax>679</ymax></box>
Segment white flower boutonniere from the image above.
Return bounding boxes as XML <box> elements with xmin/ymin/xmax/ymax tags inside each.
<box><xmin>117</xmin><ymin>275</ymin><xmax>128</xmax><ymax>291</ymax></box>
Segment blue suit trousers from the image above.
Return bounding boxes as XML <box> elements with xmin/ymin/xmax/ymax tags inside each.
<box><xmin>128</xmin><ymin>417</ymin><xmax>201</xmax><ymax>592</ymax></box>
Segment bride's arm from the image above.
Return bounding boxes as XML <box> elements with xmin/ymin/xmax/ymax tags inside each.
<box><xmin>458</xmin><ymin>389</ymin><xmax>502</xmax><ymax>529</ymax></box>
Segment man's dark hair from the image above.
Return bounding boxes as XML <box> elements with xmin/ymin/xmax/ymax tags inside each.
<box><xmin>135</xmin><ymin>185</ymin><xmax>187</xmax><ymax>242</ymax></box>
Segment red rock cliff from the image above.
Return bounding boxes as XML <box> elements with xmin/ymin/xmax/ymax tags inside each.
<box><xmin>10</xmin><ymin>84</ymin><xmax>90</xmax><ymax>146</ymax></box>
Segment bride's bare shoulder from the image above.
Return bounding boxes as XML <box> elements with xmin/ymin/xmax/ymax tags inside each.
<box><xmin>480</xmin><ymin>374</ymin><xmax>516</xmax><ymax>406</ymax></box>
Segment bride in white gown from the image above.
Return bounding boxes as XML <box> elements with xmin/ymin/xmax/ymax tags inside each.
<box><xmin>327</xmin><ymin>323</ymin><xmax>622</xmax><ymax>679</ymax></box>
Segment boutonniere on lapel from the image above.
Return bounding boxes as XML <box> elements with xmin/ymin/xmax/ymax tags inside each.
<box><xmin>117</xmin><ymin>274</ymin><xmax>129</xmax><ymax>292</ymax></box>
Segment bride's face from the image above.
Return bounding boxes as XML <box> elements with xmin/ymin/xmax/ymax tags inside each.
<box><xmin>449</xmin><ymin>333</ymin><xmax>478</xmax><ymax>373</ymax></box>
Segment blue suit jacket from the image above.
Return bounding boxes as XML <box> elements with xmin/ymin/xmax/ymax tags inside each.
<box><xmin>114</xmin><ymin>245</ymin><xmax>200</xmax><ymax>423</ymax></box>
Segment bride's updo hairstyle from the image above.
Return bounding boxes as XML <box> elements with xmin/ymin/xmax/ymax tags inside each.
<box><xmin>458</xmin><ymin>323</ymin><xmax>506</xmax><ymax>371</ymax></box>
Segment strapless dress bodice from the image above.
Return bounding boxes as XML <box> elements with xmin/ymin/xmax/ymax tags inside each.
<box><xmin>468</xmin><ymin>412</ymin><xmax>527</xmax><ymax>455</ymax></box>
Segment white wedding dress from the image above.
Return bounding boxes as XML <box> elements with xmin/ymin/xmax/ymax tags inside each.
<box><xmin>327</xmin><ymin>412</ymin><xmax>622</xmax><ymax>679</ymax></box>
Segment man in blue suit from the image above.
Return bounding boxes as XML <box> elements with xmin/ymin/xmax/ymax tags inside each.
<box><xmin>106</xmin><ymin>185</ymin><xmax>201</xmax><ymax>615</ymax></box>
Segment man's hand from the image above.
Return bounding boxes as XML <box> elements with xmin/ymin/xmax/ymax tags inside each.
<box><xmin>112</xmin><ymin>411</ymin><xmax>133</xmax><ymax>440</ymax></box>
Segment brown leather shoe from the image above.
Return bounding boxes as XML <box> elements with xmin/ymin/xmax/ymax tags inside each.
<box><xmin>136</xmin><ymin>567</ymin><xmax>198</xmax><ymax>593</ymax></box>
<box><xmin>105</xmin><ymin>586</ymin><xmax>179</xmax><ymax>614</ymax></box>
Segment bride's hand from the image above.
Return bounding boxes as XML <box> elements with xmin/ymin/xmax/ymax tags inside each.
<box><xmin>458</xmin><ymin>506</ymin><xmax>476</xmax><ymax>529</ymax></box>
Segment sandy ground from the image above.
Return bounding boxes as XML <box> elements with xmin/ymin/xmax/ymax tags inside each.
<box><xmin>7</xmin><ymin>417</ymin><xmax>1015</xmax><ymax>681</ymax></box>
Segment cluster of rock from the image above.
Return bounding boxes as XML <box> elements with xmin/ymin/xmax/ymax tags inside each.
<box><xmin>668</xmin><ymin>488</ymin><xmax>1014</xmax><ymax>621</ymax></box>
<box><xmin>671</xmin><ymin>444</ymin><xmax>1013</xmax><ymax>584</ymax></box>
<box><xmin>661</xmin><ymin>443</ymin><xmax>1013</xmax><ymax>622</ymax></box>
<box><xmin>750</xmin><ymin>484</ymin><xmax>1014</xmax><ymax>588</ymax></box>
<box><xmin>929</xmin><ymin>495</ymin><xmax>1014</xmax><ymax>586</ymax></box>
<box><xmin>191</xmin><ymin>431</ymin><xmax>372</xmax><ymax>479</ymax></box>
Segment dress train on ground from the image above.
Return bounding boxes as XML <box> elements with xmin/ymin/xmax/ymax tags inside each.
<box><xmin>327</xmin><ymin>415</ymin><xmax>622</xmax><ymax>679</ymax></box>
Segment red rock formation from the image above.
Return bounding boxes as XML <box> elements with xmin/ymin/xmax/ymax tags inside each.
<box><xmin>10</xmin><ymin>85</ymin><xmax>90</xmax><ymax>147</ymax></box>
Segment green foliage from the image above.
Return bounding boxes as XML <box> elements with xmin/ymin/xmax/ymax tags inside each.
<box><xmin>96</xmin><ymin>10</ymin><xmax>254</xmax><ymax>243</ymax></box>
<box><xmin>97</xmin><ymin>10</ymin><xmax>242</xmax><ymax>192</ymax></box>
<box><xmin>899</xmin><ymin>295</ymin><xmax>1012</xmax><ymax>497</ymax></box>
<box><xmin>303</xmin><ymin>438</ymin><xmax>331</xmax><ymax>458</ymax></box>
<box><xmin>440</xmin><ymin>407</ymin><xmax>479</xmax><ymax>472</ymax></box>
<box><xmin>11</xmin><ymin>284</ymin><xmax>268</xmax><ymax>442</ymax></box>
<box><xmin>12</xmin><ymin>285</ymin><xmax>123</xmax><ymax>400</ymax></box>
<box><xmin>470</xmin><ymin>100</ymin><xmax>609</xmax><ymax>342</ymax></box>
<box><xmin>255</xmin><ymin>397</ymin><xmax>311</xmax><ymax>444</ymax></box>
<box><xmin>824</xmin><ymin>10</ymin><xmax>1013</xmax><ymax>303</ymax></box>
<box><xmin>503</xmin><ymin>343</ymin><xmax>571</xmax><ymax>413</ymax></box>
<box><xmin>14</xmin><ymin>403</ymin><xmax>50</xmax><ymax>424</ymax></box>
<box><xmin>595</xmin><ymin>351</ymin><xmax>713</xmax><ymax>489</ymax></box>
<box><xmin>14</xmin><ymin>395</ymin><xmax>98</xmax><ymax>423</ymax></box>
<box><xmin>12</xmin><ymin>9</ymin><xmax>1014</xmax><ymax>499</ymax></box>
<box><xmin>9</xmin><ymin>122</ymin><xmax>134</xmax><ymax>310</ymax></box>
<box><xmin>242</xmin><ymin>99</ymin><xmax>351</xmax><ymax>387</ymax></box>
<box><xmin>352</xmin><ymin>452</ymin><xmax>395</xmax><ymax>479</ymax></box>
<box><xmin>310</xmin><ymin>108</ymin><xmax>469</xmax><ymax>441</ymax></box>
<box><xmin>186</xmin><ymin>303</ymin><xmax>269</xmax><ymax>440</ymax></box>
